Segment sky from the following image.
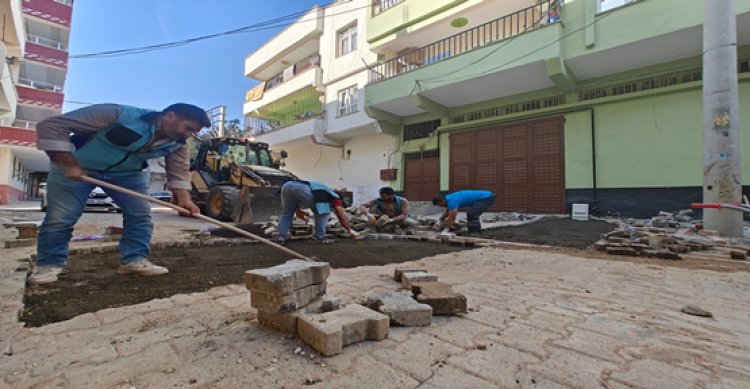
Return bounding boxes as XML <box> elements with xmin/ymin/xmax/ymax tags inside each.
<box><xmin>63</xmin><ymin>0</ymin><xmax>323</xmax><ymax>123</ymax></box>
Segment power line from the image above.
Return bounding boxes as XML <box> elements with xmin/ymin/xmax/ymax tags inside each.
<box><xmin>36</xmin><ymin>1</ymin><xmax>373</xmax><ymax>61</ymax></box>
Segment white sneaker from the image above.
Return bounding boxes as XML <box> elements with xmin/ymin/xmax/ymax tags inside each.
<box><xmin>28</xmin><ymin>266</ymin><xmax>63</xmax><ymax>285</ymax></box>
<box><xmin>117</xmin><ymin>259</ymin><xmax>169</xmax><ymax>276</ymax></box>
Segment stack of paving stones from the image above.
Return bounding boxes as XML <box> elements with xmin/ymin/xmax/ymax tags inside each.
<box><xmin>244</xmin><ymin>260</ymin><xmax>389</xmax><ymax>356</ymax></box>
<box><xmin>392</xmin><ymin>268</ymin><xmax>467</xmax><ymax>316</ymax></box>
<box><xmin>3</xmin><ymin>222</ymin><xmax>41</xmax><ymax>248</ymax></box>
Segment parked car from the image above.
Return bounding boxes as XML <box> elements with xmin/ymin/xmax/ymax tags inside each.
<box><xmin>150</xmin><ymin>191</ymin><xmax>172</xmax><ymax>202</ymax></box>
<box><xmin>86</xmin><ymin>186</ymin><xmax>121</xmax><ymax>212</ymax></box>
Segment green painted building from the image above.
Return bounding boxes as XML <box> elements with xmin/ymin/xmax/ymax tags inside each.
<box><xmin>364</xmin><ymin>0</ymin><xmax>750</xmax><ymax>217</ymax></box>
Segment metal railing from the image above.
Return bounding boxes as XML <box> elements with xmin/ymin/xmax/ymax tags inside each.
<box><xmin>368</xmin><ymin>0</ymin><xmax>559</xmax><ymax>84</ymax></box>
<box><xmin>265</xmin><ymin>54</ymin><xmax>321</xmax><ymax>92</ymax></box>
<box><xmin>26</xmin><ymin>34</ymin><xmax>67</xmax><ymax>51</ymax></box>
<box><xmin>245</xmin><ymin>111</ymin><xmax>324</xmax><ymax>136</ymax></box>
<box><xmin>18</xmin><ymin>77</ymin><xmax>63</xmax><ymax>93</ymax></box>
<box><xmin>372</xmin><ymin>0</ymin><xmax>405</xmax><ymax>17</ymax></box>
<box><xmin>12</xmin><ymin>120</ymin><xmax>38</xmax><ymax>129</ymax></box>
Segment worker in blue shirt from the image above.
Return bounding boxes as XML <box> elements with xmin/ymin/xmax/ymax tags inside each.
<box><xmin>432</xmin><ymin>190</ymin><xmax>496</xmax><ymax>234</ymax></box>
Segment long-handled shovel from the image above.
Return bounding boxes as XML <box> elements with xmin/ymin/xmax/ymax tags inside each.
<box><xmin>80</xmin><ymin>175</ymin><xmax>309</xmax><ymax>260</ymax></box>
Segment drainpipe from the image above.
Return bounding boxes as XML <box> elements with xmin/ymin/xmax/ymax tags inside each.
<box><xmin>589</xmin><ymin>108</ymin><xmax>597</xmax><ymax>203</ymax></box>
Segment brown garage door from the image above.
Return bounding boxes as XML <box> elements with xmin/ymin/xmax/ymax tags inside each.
<box><xmin>403</xmin><ymin>149</ymin><xmax>440</xmax><ymax>201</ymax></box>
<box><xmin>449</xmin><ymin>117</ymin><xmax>565</xmax><ymax>213</ymax></box>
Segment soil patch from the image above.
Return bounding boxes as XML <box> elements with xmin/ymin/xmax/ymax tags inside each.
<box><xmin>22</xmin><ymin>240</ymin><xmax>466</xmax><ymax>327</ymax></box>
<box><xmin>482</xmin><ymin>217</ymin><xmax>617</xmax><ymax>248</ymax></box>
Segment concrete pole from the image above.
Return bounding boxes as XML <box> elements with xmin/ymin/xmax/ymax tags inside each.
<box><xmin>703</xmin><ymin>0</ymin><xmax>742</xmax><ymax>237</ymax></box>
<box><xmin>218</xmin><ymin>105</ymin><xmax>227</xmax><ymax>137</ymax></box>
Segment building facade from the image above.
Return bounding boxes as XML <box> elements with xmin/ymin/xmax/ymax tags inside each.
<box><xmin>364</xmin><ymin>0</ymin><xmax>750</xmax><ymax>217</ymax></box>
<box><xmin>243</xmin><ymin>0</ymin><xmax>398</xmax><ymax>203</ymax></box>
<box><xmin>0</xmin><ymin>0</ymin><xmax>74</xmax><ymax>204</ymax></box>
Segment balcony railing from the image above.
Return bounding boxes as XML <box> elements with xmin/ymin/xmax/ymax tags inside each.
<box><xmin>12</xmin><ymin>120</ymin><xmax>38</xmax><ymax>130</ymax></box>
<box><xmin>265</xmin><ymin>54</ymin><xmax>321</xmax><ymax>92</ymax></box>
<box><xmin>26</xmin><ymin>34</ymin><xmax>66</xmax><ymax>51</ymax></box>
<box><xmin>245</xmin><ymin>111</ymin><xmax>323</xmax><ymax>136</ymax></box>
<box><xmin>18</xmin><ymin>77</ymin><xmax>63</xmax><ymax>93</ymax></box>
<box><xmin>372</xmin><ymin>0</ymin><xmax>405</xmax><ymax>17</ymax></box>
<box><xmin>368</xmin><ymin>0</ymin><xmax>560</xmax><ymax>84</ymax></box>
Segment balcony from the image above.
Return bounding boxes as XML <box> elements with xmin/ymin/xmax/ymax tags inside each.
<box><xmin>22</xmin><ymin>0</ymin><xmax>73</xmax><ymax>27</ymax></box>
<box><xmin>0</xmin><ymin>126</ymin><xmax>37</xmax><ymax>147</ymax></box>
<box><xmin>26</xmin><ymin>34</ymin><xmax>66</xmax><ymax>51</ymax></box>
<box><xmin>369</xmin><ymin>0</ymin><xmax>558</xmax><ymax>84</ymax></box>
<box><xmin>16</xmin><ymin>85</ymin><xmax>64</xmax><ymax>109</ymax></box>
<box><xmin>18</xmin><ymin>78</ymin><xmax>63</xmax><ymax>93</ymax></box>
<box><xmin>247</xmin><ymin>115</ymin><xmax>325</xmax><ymax>146</ymax></box>
<box><xmin>245</xmin><ymin>6</ymin><xmax>323</xmax><ymax>81</ymax></box>
<box><xmin>244</xmin><ymin>63</ymin><xmax>323</xmax><ymax>115</ymax></box>
<box><xmin>372</xmin><ymin>0</ymin><xmax>405</xmax><ymax>17</ymax></box>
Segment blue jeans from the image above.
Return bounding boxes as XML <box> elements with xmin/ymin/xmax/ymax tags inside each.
<box><xmin>278</xmin><ymin>181</ymin><xmax>329</xmax><ymax>241</ymax></box>
<box><xmin>467</xmin><ymin>196</ymin><xmax>496</xmax><ymax>232</ymax></box>
<box><xmin>36</xmin><ymin>164</ymin><xmax>153</xmax><ymax>267</ymax></box>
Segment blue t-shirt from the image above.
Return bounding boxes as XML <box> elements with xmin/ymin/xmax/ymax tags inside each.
<box><xmin>445</xmin><ymin>190</ymin><xmax>494</xmax><ymax>210</ymax></box>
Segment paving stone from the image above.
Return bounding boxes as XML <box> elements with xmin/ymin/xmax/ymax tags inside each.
<box><xmin>250</xmin><ymin>282</ymin><xmax>327</xmax><ymax>313</ymax></box>
<box><xmin>297</xmin><ymin>304</ymin><xmax>389</xmax><ymax>356</ymax></box>
<box><xmin>420</xmin><ymin>365</ymin><xmax>497</xmax><ymax>389</ymax></box>
<box><xmin>320</xmin><ymin>356</ymin><xmax>419</xmax><ymax>388</ymax></box>
<box><xmin>401</xmin><ymin>271</ymin><xmax>438</xmax><ymax>289</ymax></box>
<box><xmin>3</xmin><ymin>238</ymin><xmax>36</xmax><ymax>248</ymax></box>
<box><xmin>244</xmin><ymin>259</ymin><xmax>330</xmax><ymax>296</ymax></box>
<box><xmin>394</xmin><ymin>268</ymin><xmax>428</xmax><ymax>282</ymax></box>
<box><xmin>448</xmin><ymin>343</ymin><xmax>540</xmax><ymax>387</ymax></box>
<box><xmin>610</xmin><ymin>359</ymin><xmax>712</xmax><ymax>389</ymax></box>
<box><xmin>372</xmin><ymin>334</ymin><xmax>463</xmax><ymax>381</ymax></box>
<box><xmin>605</xmin><ymin>246</ymin><xmax>638</xmax><ymax>256</ymax></box>
<box><xmin>411</xmin><ymin>281</ymin><xmax>467</xmax><ymax>315</ymax></box>
<box><xmin>257</xmin><ymin>295</ymin><xmax>342</xmax><ymax>335</ymax></box>
<box><xmin>367</xmin><ymin>292</ymin><xmax>432</xmax><ymax>327</ymax></box>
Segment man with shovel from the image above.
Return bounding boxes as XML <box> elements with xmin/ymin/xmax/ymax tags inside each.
<box><xmin>28</xmin><ymin>103</ymin><xmax>211</xmax><ymax>285</ymax></box>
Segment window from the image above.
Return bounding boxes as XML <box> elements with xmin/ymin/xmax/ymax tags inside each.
<box><xmin>598</xmin><ymin>0</ymin><xmax>636</xmax><ymax>13</ymax></box>
<box><xmin>337</xmin><ymin>24</ymin><xmax>358</xmax><ymax>57</ymax></box>
<box><xmin>54</xmin><ymin>0</ymin><xmax>73</xmax><ymax>6</ymax></box>
<box><xmin>403</xmin><ymin>120</ymin><xmax>441</xmax><ymax>141</ymax></box>
<box><xmin>338</xmin><ymin>86</ymin><xmax>358</xmax><ymax>116</ymax></box>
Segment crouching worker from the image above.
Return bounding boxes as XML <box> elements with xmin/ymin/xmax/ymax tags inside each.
<box><xmin>358</xmin><ymin>186</ymin><xmax>416</xmax><ymax>232</ymax></box>
<box><xmin>29</xmin><ymin>103</ymin><xmax>210</xmax><ymax>285</ymax></box>
<box><xmin>277</xmin><ymin>180</ymin><xmax>359</xmax><ymax>244</ymax></box>
<box><xmin>432</xmin><ymin>190</ymin><xmax>496</xmax><ymax>234</ymax></box>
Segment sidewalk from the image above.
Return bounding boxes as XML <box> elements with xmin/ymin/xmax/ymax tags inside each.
<box><xmin>1</xmin><ymin>245</ymin><xmax>748</xmax><ymax>388</ymax></box>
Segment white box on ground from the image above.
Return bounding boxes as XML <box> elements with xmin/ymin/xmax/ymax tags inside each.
<box><xmin>571</xmin><ymin>204</ymin><xmax>589</xmax><ymax>221</ymax></box>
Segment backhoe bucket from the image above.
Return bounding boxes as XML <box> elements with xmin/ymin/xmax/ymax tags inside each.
<box><xmin>231</xmin><ymin>187</ymin><xmax>282</xmax><ymax>224</ymax></box>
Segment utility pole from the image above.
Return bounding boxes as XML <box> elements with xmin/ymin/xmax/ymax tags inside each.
<box><xmin>703</xmin><ymin>0</ymin><xmax>742</xmax><ymax>237</ymax></box>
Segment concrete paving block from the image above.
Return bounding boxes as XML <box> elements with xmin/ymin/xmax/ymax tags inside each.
<box><xmin>402</xmin><ymin>272</ymin><xmax>438</xmax><ymax>289</ymax></box>
<box><xmin>257</xmin><ymin>295</ymin><xmax>342</xmax><ymax>334</ymax></box>
<box><xmin>3</xmin><ymin>238</ymin><xmax>36</xmax><ymax>248</ymax></box>
<box><xmin>394</xmin><ymin>268</ymin><xmax>428</xmax><ymax>282</ymax></box>
<box><xmin>411</xmin><ymin>282</ymin><xmax>467</xmax><ymax>315</ymax></box>
<box><xmin>250</xmin><ymin>283</ymin><xmax>327</xmax><ymax>313</ymax></box>
<box><xmin>297</xmin><ymin>304</ymin><xmax>389</xmax><ymax>356</ymax></box>
<box><xmin>244</xmin><ymin>259</ymin><xmax>330</xmax><ymax>296</ymax></box>
<box><xmin>367</xmin><ymin>292</ymin><xmax>432</xmax><ymax>327</ymax></box>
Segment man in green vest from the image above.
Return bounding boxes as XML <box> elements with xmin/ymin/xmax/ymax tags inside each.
<box><xmin>358</xmin><ymin>186</ymin><xmax>416</xmax><ymax>232</ymax></box>
<box><xmin>28</xmin><ymin>103</ymin><xmax>211</xmax><ymax>285</ymax></box>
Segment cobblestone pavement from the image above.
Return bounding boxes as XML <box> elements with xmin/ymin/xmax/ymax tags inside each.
<box><xmin>2</xmin><ymin>244</ymin><xmax>750</xmax><ymax>388</ymax></box>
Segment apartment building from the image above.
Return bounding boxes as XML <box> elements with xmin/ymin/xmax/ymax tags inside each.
<box><xmin>243</xmin><ymin>0</ymin><xmax>397</xmax><ymax>203</ymax></box>
<box><xmin>364</xmin><ymin>0</ymin><xmax>750</xmax><ymax>217</ymax></box>
<box><xmin>0</xmin><ymin>0</ymin><xmax>74</xmax><ymax>204</ymax></box>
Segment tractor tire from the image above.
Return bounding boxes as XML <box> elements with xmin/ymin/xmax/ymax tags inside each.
<box><xmin>206</xmin><ymin>186</ymin><xmax>239</xmax><ymax>221</ymax></box>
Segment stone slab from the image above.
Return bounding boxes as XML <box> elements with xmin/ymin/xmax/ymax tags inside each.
<box><xmin>4</xmin><ymin>238</ymin><xmax>36</xmax><ymax>248</ymax></box>
<box><xmin>393</xmin><ymin>268</ymin><xmax>428</xmax><ymax>282</ymax></box>
<box><xmin>257</xmin><ymin>295</ymin><xmax>342</xmax><ymax>335</ymax></box>
<box><xmin>244</xmin><ymin>259</ymin><xmax>330</xmax><ymax>296</ymax></box>
<box><xmin>367</xmin><ymin>292</ymin><xmax>432</xmax><ymax>327</ymax></box>
<box><xmin>402</xmin><ymin>272</ymin><xmax>438</xmax><ymax>289</ymax></box>
<box><xmin>250</xmin><ymin>283</ymin><xmax>327</xmax><ymax>313</ymax></box>
<box><xmin>297</xmin><ymin>304</ymin><xmax>389</xmax><ymax>356</ymax></box>
<box><xmin>411</xmin><ymin>282</ymin><xmax>467</xmax><ymax>315</ymax></box>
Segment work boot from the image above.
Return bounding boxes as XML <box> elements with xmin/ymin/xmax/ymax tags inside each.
<box><xmin>28</xmin><ymin>266</ymin><xmax>64</xmax><ymax>285</ymax></box>
<box><xmin>117</xmin><ymin>259</ymin><xmax>169</xmax><ymax>276</ymax></box>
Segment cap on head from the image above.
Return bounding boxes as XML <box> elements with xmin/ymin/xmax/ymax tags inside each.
<box><xmin>163</xmin><ymin>103</ymin><xmax>211</xmax><ymax>128</ymax></box>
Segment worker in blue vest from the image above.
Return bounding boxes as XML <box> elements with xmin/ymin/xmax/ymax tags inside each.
<box><xmin>358</xmin><ymin>186</ymin><xmax>416</xmax><ymax>231</ymax></box>
<box><xmin>432</xmin><ymin>190</ymin><xmax>496</xmax><ymax>234</ymax></box>
<box><xmin>29</xmin><ymin>103</ymin><xmax>210</xmax><ymax>285</ymax></box>
<box><xmin>276</xmin><ymin>180</ymin><xmax>359</xmax><ymax>244</ymax></box>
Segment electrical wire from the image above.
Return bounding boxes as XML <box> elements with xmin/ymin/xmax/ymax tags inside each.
<box><xmin>33</xmin><ymin>1</ymin><xmax>375</xmax><ymax>61</ymax></box>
